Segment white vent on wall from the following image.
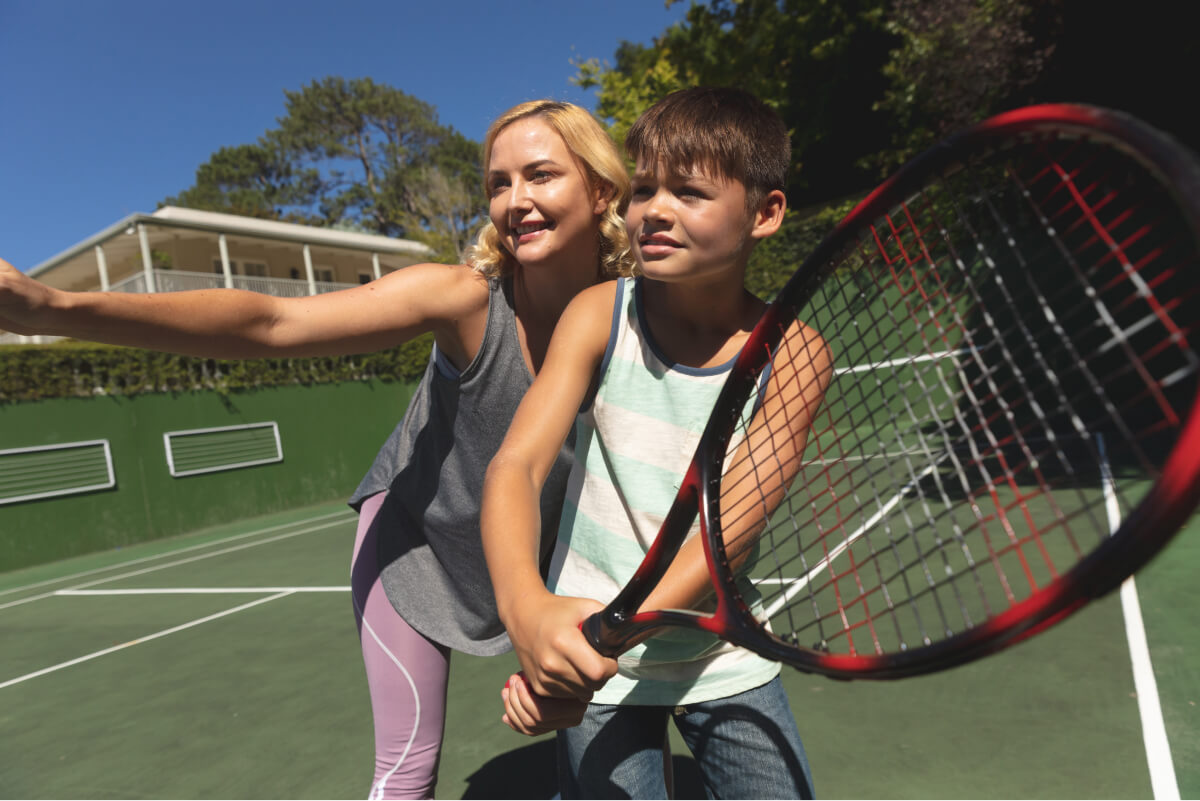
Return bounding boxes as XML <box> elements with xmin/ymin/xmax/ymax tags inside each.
<box><xmin>163</xmin><ymin>422</ymin><xmax>283</xmax><ymax>478</ymax></box>
<box><xmin>0</xmin><ymin>440</ymin><xmax>116</xmax><ymax>505</ymax></box>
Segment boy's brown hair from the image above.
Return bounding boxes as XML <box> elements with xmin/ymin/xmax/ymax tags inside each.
<box><xmin>625</xmin><ymin>86</ymin><xmax>790</xmax><ymax>209</ymax></box>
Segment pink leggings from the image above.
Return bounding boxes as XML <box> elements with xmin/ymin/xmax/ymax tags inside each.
<box><xmin>351</xmin><ymin>492</ymin><xmax>451</xmax><ymax>800</ymax></box>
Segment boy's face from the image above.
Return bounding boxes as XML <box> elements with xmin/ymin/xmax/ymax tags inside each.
<box><xmin>627</xmin><ymin>159</ymin><xmax>757</xmax><ymax>283</ymax></box>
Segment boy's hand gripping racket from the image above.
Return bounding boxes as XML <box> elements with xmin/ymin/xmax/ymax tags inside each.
<box><xmin>581</xmin><ymin>104</ymin><xmax>1200</xmax><ymax>679</ymax></box>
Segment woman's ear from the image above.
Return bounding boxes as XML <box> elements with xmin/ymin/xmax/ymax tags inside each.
<box><xmin>593</xmin><ymin>182</ymin><xmax>614</xmax><ymax>216</ymax></box>
<box><xmin>750</xmin><ymin>189</ymin><xmax>787</xmax><ymax>240</ymax></box>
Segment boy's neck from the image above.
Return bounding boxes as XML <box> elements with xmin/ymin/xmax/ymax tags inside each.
<box><xmin>640</xmin><ymin>271</ymin><xmax>765</xmax><ymax>370</ymax></box>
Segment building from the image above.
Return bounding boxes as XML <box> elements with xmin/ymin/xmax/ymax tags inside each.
<box><xmin>3</xmin><ymin>206</ymin><xmax>433</xmax><ymax>344</ymax></box>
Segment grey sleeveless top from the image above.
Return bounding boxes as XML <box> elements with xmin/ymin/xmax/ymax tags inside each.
<box><xmin>348</xmin><ymin>276</ymin><xmax>574</xmax><ymax>655</ymax></box>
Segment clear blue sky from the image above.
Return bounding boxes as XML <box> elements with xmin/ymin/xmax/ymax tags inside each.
<box><xmin>0</xmin><ymin>0</ymin><xmax>691</xmax><ymax>273</ymax></box>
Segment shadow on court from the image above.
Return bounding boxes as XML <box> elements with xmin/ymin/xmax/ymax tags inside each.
<box><xmin>460</xmin><ymin>739</ymin><xmax>707</xmax><ymax>799</ymax></box>
<box><xmin>461</xmin><ymin>740</ymin><xmax>556</xmax><ymax>799</ymax></box>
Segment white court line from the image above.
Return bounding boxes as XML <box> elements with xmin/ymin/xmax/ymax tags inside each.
<box><xmin>1121</xmin><ymin>577</ymin><xmax>1179</xmax><ymax>800</ymax></box>
<box><xmin>761</xmin><ymin>460</ymin><xmax>941</xmax><ymax>618</ymax></box>
<box><xmin>1098</xmin><ymin>436</ymin><xmax>1180</xmax><ymax>800</ymax></box>
<box><xmin>57</xmin><ymin>587</ymin><xmax>349</xmax><ymax>595</ymax></box>
<box><xmin>0</xmin><ymin>508</ymin><xmax>354</xmax><ymax>598</ymax></box>
<box><xmin>0</xmin><ymin>515</ymin><xmax>355</xmax><ymax>612</ymax></box>
<box><xmin>835</xmin><ymin>347</ymin><xmax>977</xmax><ymax>374</ymax></box>
<box><xmin>0</xmin><ymin>591</ymin><xmax>295</xmax><ymax>691</ymax></box>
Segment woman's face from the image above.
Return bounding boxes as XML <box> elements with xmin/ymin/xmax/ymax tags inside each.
<box><xmin>486</xmin><ymin>117</ymin><xmax>607</xmax><ymax>271</ymax></box>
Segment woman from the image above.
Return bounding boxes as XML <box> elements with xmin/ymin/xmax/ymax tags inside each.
<box><xmin>0</xmin><ymin>99</ymin><xmax>634</xmax><ymax>798</ymax></box>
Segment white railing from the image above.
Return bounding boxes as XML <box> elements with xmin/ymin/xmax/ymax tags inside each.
<box><xmin>109</xmin><ymin>269</ymin><xmax>358</xmax><ymax>297</ymax></box>
<box><xmin>0</xmin><ymin>332</ymin><xmax>61</xmax><ymax>345</ymax></box>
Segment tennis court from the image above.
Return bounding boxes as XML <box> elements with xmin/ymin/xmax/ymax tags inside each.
<box><xmin>1</xmin><ymin>497</ymin><xmax>1195</xmax><ymax>799</ymax></box>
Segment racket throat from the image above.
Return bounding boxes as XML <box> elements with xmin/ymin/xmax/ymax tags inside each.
<box><xmin>582</xmin><ymin>608</ymin><xmax>714</xmax><ymax>657</ymax></box>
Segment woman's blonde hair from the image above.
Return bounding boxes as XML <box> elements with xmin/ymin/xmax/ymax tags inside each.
<box><xmin>468</xmin><ymin>100</ymin><xmax>634</xmax><ymax>279</ymax></box>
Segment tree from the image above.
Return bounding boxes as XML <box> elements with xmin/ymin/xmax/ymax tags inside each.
<box><xmin>1021</xmin><ymin>0</ymin><xmax>1196</xmax><ymax>152</ymax></box>
<box><xmin>869</xmin><ymin>0</ymin><xmax>1055</xmax><ymax>172</ymax></box>
<box><xmin>387</xmin><ymin>128</ymin><xmax>486</xmax><ymax>263</ymax></box>
<box><xmin>165</xmin><ymin>77</ymin><xmax>485</xmax><ymax>261</ymax></box>
<box><xmin>164</xmin><ymin>143</ymin><xmax>321</xmax><ymax>223</ymax></box>
<box><xmin>574</xmin><ymin>41</ymin><xmax>691</xmax><ymax>153</ymax></box>
<box><xmin>575</xmin><ymin>0</ymin><xmax>899</xmax><ymax>296</ymax></box>
<box><xmin>577</xmin><ymin>0</ymin><xmax>1192</xmax><ymax>298</ymax></box>
<box><xmin>575</xmin><ymin>0</ymin><xmax>898</xmax><ymax>205</ymax></box>
<box><xmin>394</xmin><ymin>164</ymin><xmax>478</xmax><ymax>264</ymax></box>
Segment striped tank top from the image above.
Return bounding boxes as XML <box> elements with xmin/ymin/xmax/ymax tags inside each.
<box><xmin>546</xmin><ymin>277</ymin><xmax>780</xmax><ymax>706</ymax></box>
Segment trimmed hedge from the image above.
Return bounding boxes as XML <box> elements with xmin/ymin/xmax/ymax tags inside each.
<box><xmin>745</xmin><ymin>197</ymin><xmax>861</xmax><ymax>301</ymax></box>
<box><xmin>0</xmin><ymin>335</ymin><xmax>434</xmax><ymax>402</ymax></box>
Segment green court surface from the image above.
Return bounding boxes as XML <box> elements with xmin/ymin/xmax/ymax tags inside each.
<box><xmin>1</xmin><ymin>501</ymin><xmax>1196</xmax><ymax>799</ymax></box>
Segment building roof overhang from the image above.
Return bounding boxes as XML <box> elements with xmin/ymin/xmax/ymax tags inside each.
<box><xmin>29</xmin><ymin>206</ymin><xmax>432</xmax><ymax>283</ymax></box>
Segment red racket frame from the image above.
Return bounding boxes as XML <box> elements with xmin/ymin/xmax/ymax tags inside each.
<box><xmin>583</xmin><ymin>105</ymin><xmax>1200</xmax><ymax>678</ymax></box>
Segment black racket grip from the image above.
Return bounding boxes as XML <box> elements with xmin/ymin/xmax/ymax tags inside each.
<box><xmin>580</xmin><ymin>611</ymin><xmax>623</xmax><ymax>658</ymax></box>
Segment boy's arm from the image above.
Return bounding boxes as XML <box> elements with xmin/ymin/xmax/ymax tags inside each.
<box><xmin>481</xmin><ymin>282</ymin><xmax>620</xmax><ymax>701</ymax></box>
<box><xmin>0</xmin><ymin>256</ymin><xmax>485</xmax><ymax>358</ymax></box>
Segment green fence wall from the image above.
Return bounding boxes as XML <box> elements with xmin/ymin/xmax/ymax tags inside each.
<box><xmin>0</xmin><ymin>380</ymin><xmax>417</xmax><ymax>572</ymax></box>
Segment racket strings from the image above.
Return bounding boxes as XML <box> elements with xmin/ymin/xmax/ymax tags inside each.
<box><xmin>713</xmin><ymin>132</ymin><xmax>1200</xmax><ymax>659</ymax></box>
<box><xmin>938</xmin><ymin>168</ymin><xmax>1108</xmax><ymax>564</ymax></box>
<box><xmin>1013</xmin><ymin>147</ymin><xmax>1198</xmax><ymax>432</ymax></box>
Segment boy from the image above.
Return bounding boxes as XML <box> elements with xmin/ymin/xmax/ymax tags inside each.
<box><xmin>481</xmin><ymin>87</ymin><xmax>830</xmax><ymax>798</ymax></box>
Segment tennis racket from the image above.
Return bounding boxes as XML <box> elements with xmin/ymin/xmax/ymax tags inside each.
<box><xmin>580</xmin><ymin>104</ymin><xmax>1200</xmax><ymax>679</ymax></box>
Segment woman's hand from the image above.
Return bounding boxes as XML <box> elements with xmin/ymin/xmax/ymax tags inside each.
<box><xmin>0</xmin><ymin>257</ymin><xmax>58</xmax><ymax>335</ymax></box>
<box><xmin>500</xmin><ymin>671</ymin><xmax>589</xmax><ymax>736</ymax></box>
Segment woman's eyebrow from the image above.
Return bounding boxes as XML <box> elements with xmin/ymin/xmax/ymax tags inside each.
<box><xmin>488</xmin><ymin>158</ymin><xmax>561</xmax><ymax>179</ymax></box>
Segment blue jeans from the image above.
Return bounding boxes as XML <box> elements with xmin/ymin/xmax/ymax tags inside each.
<box><xmin>556</xmin><ymin>676</ymin><xmax>814</xmax><ymax>799</ymax></box>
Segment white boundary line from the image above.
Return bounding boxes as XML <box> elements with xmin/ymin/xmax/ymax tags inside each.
<box><xmin>0</xmin><ymin>508</ymin><xmax>354</xmax><ymax>598</ymax></box>
<box><xmin>1099</xmin><ymin>435</ymin><xmax>1180</xmax><ymax>800</ymax></box>
<box><xmin>0</xmin><ymin>591</ymin><xmax>295</xmax><ymax>691</ymax></box>
<box><xmin>0</xmin><ymin>514</ymin><xmax>356</xmax><ymax>612</ymax></box>
<box><xmin>1120</xmin><ymin>577</ymin><xmax>1180</xmax><ymax>800</ymax></box>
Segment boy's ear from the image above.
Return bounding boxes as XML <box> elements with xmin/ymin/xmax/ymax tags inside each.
<box><xmin>749</xmin><ymin>189</ymin><xmax>787</xmax><ymax>240</ymax></box>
